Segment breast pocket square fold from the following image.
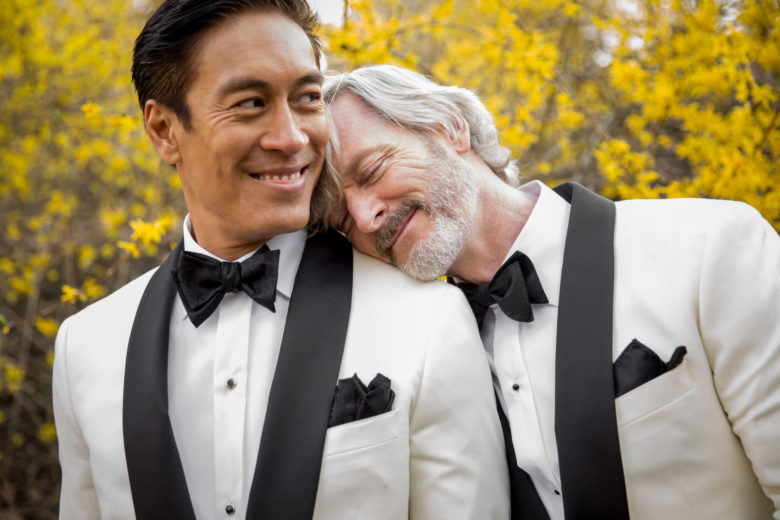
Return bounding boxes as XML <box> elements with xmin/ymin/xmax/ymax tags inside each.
<box><xmin>613</xmin><ymin>339</ymin><xmax>687</xmax><ymax>398</ymax></box>
<box><xmin>328</xmin><ymin>373</ymin><xmax>395</xmax><ymax>428</ymax></box>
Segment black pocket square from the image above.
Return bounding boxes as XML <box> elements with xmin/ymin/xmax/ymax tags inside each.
<box><xmin>613</xmin><ymin>339</ymin><xmax>687</xmax><ymax>398</ymax></box>
<box><xmin>328</xmin><ymin>373</ymin><xmax>395</xmax><ymax>428</ymax></box>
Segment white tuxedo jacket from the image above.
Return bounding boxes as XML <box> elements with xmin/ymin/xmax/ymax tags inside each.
<box><xmin>609</xmin><ymin>196</ymin><xmax>780</xmax><ymax>518</ymax></box>
<box><xmin>53</xmin><ymin>233</ymin><xmax>509</xmax><ymax>519</ymax></box>
<box><xmin>506</xmin><ymin>183</ymin><xmax>780</xmax><ymax>519</ymax></box>
<box><xmin>496</xmin><ymin>186</ymin><xmax>780</xmax><ymax>520</ymax></box>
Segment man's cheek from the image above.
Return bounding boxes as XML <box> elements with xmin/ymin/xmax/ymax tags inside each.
<box><xmin>356</xmin><ymin>235</ymin><xmax>383</xmax><ymax>261</ymax></box>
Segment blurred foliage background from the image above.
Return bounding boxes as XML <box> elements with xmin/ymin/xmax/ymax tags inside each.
<box><xmin>1</xmin><ymin>0</ymin><xmax>778</xmax><ymax>516</ymax></box>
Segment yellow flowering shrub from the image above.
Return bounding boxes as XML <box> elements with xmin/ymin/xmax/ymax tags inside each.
<box><xmin>0</xmin><ymin>0</ymin><xmax>183</xmax><ymax>514</ymax></box>
<box><xmin>1</xmin><ymin>0</ymin><xmax>777</xmax><ymax>516</ymax></box>
<box><xmin>323</xmin><ymin>0</ymin><xmax>779</xmax><ymax>228</ymax></box>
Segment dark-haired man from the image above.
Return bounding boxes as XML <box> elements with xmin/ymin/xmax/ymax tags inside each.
<box><xmin>321</xmin><ymin>65</ymin><xmax>780</xmax><ymax>519</ymax></box>
<box><xmin>53</xmin><ymin>4</ymin><xmax>509</xmax><ymax>519</ymax></box>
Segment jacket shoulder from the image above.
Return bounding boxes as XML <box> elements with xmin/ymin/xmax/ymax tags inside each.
<box><xmin>616</xmin><ymin>197</ymin><xmax>765</xmax><ymax>230</ymax></box>
<box><xmin>61</xmin><ymin>266</ymin><xmax>159</xmax><ymax>338</ymax></box>
<box><xmin>613</xmin><ymin>197</ymin><xmax>774</xmax><ymax>248</ymax></box>
<box><xmin>351</xmin><ymin>249</ymin><xmax>465</xmax><ymax>304</ymax></box>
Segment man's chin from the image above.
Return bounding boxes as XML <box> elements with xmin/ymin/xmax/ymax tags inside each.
<box><xmin>398</xmin><ymin>222</ymin><xmax>465</xmax><ymax>281</ymax></box>
<box><xmin>260</xmin><ymin>210</ymin><xmax>312</xmax><ymax>237</ymax></box>
<box><xmin>399</xmin><ymin>251</ymin><xmax>452</xmax><ymax>282</ymax></box>
<box><xmin>368</xmin><ymin>243</ymin><xmax>439</xmax><ymax>281</ymax></box>
<box><xmin>402</xmin><ymin>268</ymin><xmax>443</xmax><ymax>283</ymax></box>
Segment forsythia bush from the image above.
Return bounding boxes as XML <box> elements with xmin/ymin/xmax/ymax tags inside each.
<box><xmin>0</xmin><ymin>0</ymin><xmax>181</xmax><ymax>515</ymax></box>
<box><xmin>325</xmin><ymin>0</ymin><xmax>780</xmax><ymax>219</ymax></box>
<box><xmin>0</xmin><ymin>0</ymin><xmax>777</xmax><ymax>515</ymax></box>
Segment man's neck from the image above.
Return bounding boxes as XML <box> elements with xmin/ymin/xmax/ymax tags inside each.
<box><xmin>187</xmin><ymin>216</ymin><xmax>270</xmax><ymax>262</ymax></box>
<box><xmin>448</xmin><ymin>178</ymin><xmax>537</xmax><ymax>285</ymax></box>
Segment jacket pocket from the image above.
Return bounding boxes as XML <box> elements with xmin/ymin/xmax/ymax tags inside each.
<box><xmin>616</xmin><ymin>358</ymin><xmax>693</xmax><ymax>427</ymax></box>
<box><xmin>322</xmin><ymin>408</ymin><xmax>400</xmax><ymax>457</ymax></box>
<box><xmin>315</xmin><ymin>408</ymin><xmax>406</xmax><ymax>519</ymax></box>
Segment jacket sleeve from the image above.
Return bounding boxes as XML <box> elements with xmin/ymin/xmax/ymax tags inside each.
<box><xmin>53</xmin><ymin>317</ymin><xmax>101</xmax><ymax>520</ymax></box>
<box><xmin>698</xmin><ymin>203</ymin><xmax>780</xmax><ymax>517</ymax></box>
<box><xmin>408</xmin><ymin>285</ymin><xmax>510</xmax><ymax>520</ymax></box>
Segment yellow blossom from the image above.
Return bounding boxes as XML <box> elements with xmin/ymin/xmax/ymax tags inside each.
<box><xmin>81</xmin><ymin>100</ymin><xmax>102</xmax><ymax>119</ymax></box>
<box><xmin>5</xmin><ymin>364</ymin><xmax>25</xmax><ymax>394</ymax></box>
<box><xmin>10</xmin><ymin>277</ymin><xmax>33</xmax><ymax>295</ymax></box>
<box><xmin>130</xmin><ymin>217</ymin><xmax>173</xmax><ymax>247</ymax></box>
<box><xmin>61</xmin><ymin>284</ymin><xmax>86</xmax><ymax>303</ymax></box>
<box><xmin>35</xmin><ymin>318</ymin><xmax>60</xmax><ymax>337</ymax></box>
<box><xmin>101</xmin><ymin>243</ymin><xmax>116</xmax><ymax>259</ymax></box>
<box><xmin>0</xmin><ymin>259</ymin><xmax>13</xmax><ymax>274</ymax></box>
<box><xmin>37</xmin><ymin>422</ymin><xmax>58</xmax><ymax>444</ymax></box>
<box><xmin>77</xmin><ymin>245</ymin><xmax>97</xmax><ymax>271</ymax></box>
<box><xmin>82</xmin><ymin>278</ymin><xmax>106</xmax><ymax>300</ymax></box>
<box><xmin>117</xmin><ymin>241</ymin><xmax>140</xmax><ymax>258</ymax></box>
<box><xmin>7</xmin><ymin>222</ymin><xmax>20</xmax><ymax>241</ymax></box>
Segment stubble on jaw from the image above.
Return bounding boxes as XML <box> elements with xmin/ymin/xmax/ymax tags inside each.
<box><xmin>378</xmin><ymin>139</ymin><xmax>478</xmax><ymax>282</ymax></box>
<box><xmin>375</xmin><ymin>199</ymin><xmax>430</xmax><ymax>262</ymax></box>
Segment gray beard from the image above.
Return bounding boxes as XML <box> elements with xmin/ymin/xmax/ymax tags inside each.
<box><xmin>400</xmin><ymin>147</ymin><xmax>477</xmax><ymax>281</ymax></box>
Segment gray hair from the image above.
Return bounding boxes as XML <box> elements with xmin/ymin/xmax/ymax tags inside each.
<box><xmin>322</xmin><ymin>64</ymin><xmax>518</xmax><ymax>184</ymax></box>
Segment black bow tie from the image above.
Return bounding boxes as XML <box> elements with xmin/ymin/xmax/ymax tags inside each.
<box><xmin>456</xmin><ymin>251</ymin><xmax>548</xmax><ymax>327</ymax></box>
<box><xmin>172</xmin><ymin>245</ymin><xmax>280</xmax><ymax>327</ymax></box>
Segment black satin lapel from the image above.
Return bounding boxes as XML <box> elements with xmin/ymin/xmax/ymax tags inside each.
<box><xmin>495</xmin><ymin>396</ymin><xmax>550</xmax><ymax>520</ymax></box>
<box><xmin>123</xmin><ymin>242</ymin><xmax>196</xmax><ymax>520</ymax></box>
<box><xmin>246</xmin><ymin>230</ymin><xmax>353</xmax><ymax>519</ymax></box>
<box><xmin>553</xmin><ymin>183</ymin><xmax>629</xmax><ymax>519</ymax></box>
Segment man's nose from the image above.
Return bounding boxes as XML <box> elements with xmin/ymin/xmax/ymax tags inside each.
<box><xmin>259</xmin><ymin>104</ymin><xmax>307</xmax><ymax>154</ymax></box>
<box><xmin>347</xmin><ymin>192</ymin><xmax>387</xmax><ymax>233</ymax></box>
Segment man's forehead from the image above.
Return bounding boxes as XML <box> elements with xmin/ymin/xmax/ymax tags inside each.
<box><xmin>183</xmin><ymin>10</ymin><xmax>320</xmax><ymax>104</ymax></box>
<box><xmin>331</xmin><ymin>94</ymin><xmax>397</xmax><ymax>154</ymax></box>
<box><xmin>216</xmin><ymin>71</ymin><xmax>324</xmax><ymax>99</ymax></box>
<box><xmin>190</xmin><ymin>11</ymin><xmax>318</xmax><ymax>77</ymax></box>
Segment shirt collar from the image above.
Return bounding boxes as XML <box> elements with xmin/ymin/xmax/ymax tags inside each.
<box><xmin>181</xmin><ymin>214</ymin><xmax>306</xmax><ymax>299</ymax></box>
<box><xmin>503</xmin><ymin>180</ymin><xmax>570</xmax><ymax>307</ymax></box>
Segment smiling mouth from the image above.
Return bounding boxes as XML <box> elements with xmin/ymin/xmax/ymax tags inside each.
<box><xmin>377</xmin><ymin>199</ymin><xmax>428</xmax><ymax>260</ymax></box>
<box><xmin>249</xmin><ymin>166</ymin><xmax>306</xmax><ymax>181</ymax></box>
<box><xmin>388</xmin><ymin>209</ymin><xmax>416</xmax><ymax>249</ymax></box>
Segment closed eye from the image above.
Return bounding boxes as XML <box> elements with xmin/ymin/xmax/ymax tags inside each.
<box><xmin>362</xmin><ymin>159</ymin><xmax>384</xmax><ymax>184</ymax></box>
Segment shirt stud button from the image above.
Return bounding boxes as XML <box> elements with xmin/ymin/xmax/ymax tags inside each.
<box><xmin>512</xmin><ymin>383</ymin><xmax>520</xmax><ymax>391</ymax></box>
<box><xmin>226</xmin><ymin>504</ymin><xmax>235</xmax><ymax>515</ymax></box>
<box><xmin>226</xmin><ymin>378</ymin><xmax>237</xmax><ymax>390</ymax></box>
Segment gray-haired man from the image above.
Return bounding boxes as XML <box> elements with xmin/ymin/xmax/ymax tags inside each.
<box><xmin>320</xmin><ymin>65</ymin><xmax>780</xmax><ymax>519</ymax></box>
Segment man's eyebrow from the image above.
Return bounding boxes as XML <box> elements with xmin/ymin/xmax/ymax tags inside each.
<box><xmin>217</xmin><ymin>72</ymin><xmax>325</xmax><ymax>99</ymax></box>
<box><xmin>298</xmin><ymin>71</ymin><xmax>325</xmax><ymax>86</ymax></box>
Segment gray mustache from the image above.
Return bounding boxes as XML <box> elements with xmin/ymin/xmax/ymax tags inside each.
<box><xmin>376</xmin><ymin>199</ymin><xmax>429</xmax><ymax>260</ymax></box>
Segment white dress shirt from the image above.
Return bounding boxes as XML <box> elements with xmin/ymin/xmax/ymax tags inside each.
<box><xmin>480</xmin><ymin>181</ymin><xmax>570</xmax><ymax>520</ymax></box>
<box><xmin>168</xmin><ymin>215</ymin><xmax>305</xmax><ymax>519</ymax></box>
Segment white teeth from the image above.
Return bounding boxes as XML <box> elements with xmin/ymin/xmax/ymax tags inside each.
<box><xmin>253</xmin><ymin>170</ymin><xmax>303</xmax><ymax>181</ymax></box>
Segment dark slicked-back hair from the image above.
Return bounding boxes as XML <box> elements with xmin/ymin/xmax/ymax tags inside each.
<box><xmin>132</xmin><ymin>0</ymin><xmax>321</xmax><ymax>129</ymax></box>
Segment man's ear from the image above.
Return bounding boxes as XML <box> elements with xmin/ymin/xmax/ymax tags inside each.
<box><xmin>144</xmin><ymin>99</ymin><xmax>182</xmax><ymax>165</ymax></box>
<box><xmin>448</xmin><ymin>111</ymin><xmax>471</xmax><ymax>154</ymax></box>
